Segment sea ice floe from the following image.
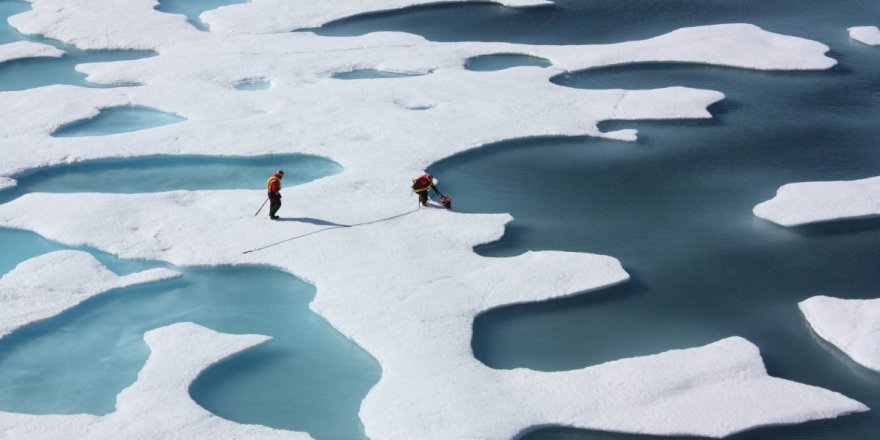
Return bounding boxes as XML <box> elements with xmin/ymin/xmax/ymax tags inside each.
<box><xmin>849</xmin><ymin>26</ymin><xmax>880</xmax><ymax>45</ymax></box>
<box><xmin>753</xmin><ymin>176</ymin><xmax>880</xmax><ymax>226</ymax></box>
<box><xmin>800</xmin><ymin>296</ymin><xmax>880</xmax><ymax>372</ymax></box>
<box><xmin>0</xmin><ymin>322</ymin><xmax>309</xmax><ymax>440</ymax></box>
<box><xmin>0</xmin><ymin>41</ymin><xmax>64</xmax><ymax>64</ymax></box>
<box><xmin>0</xmin><ymin>189</ymin><xmax>868</xmax><ymax>438</ymax></box>
<box><xmin>0</xmin><ymin>250</ymin><xmax>179</xmax><ymax>338</ymax></box>
<box><xmin>0</xmin><ymin>0</ymin><xmax>862</xmax><ymax>437</ymax></box>
<box><xmin>0</xmin><ymin>23</ymin><xmax>833</xmax><ymax>178</ymax></box>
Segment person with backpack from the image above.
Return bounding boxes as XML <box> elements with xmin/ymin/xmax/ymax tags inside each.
<box><xmin>266</xmin><ymin>170</ymin><xmax>284</xmax><ymax>220</ymax></box>
<box><xmin>411</xmin><ymin>173</ymin><xmax>451</xmax><ymax>208</ymax></box>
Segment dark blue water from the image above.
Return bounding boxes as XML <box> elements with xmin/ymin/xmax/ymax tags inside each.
<box><xmin>313</xmin><ymin>1</ymin><xmax>880</xmax><ymax>438</ymax></box>
<box><xmin>0</xmin><ymin>0</ymin><xmax>155</xmax><ymax>91</ymax></box>
<box><xmin>51</xmin><ymin>105</ymin><xmax>186</xmax><ymax>137</ymax></box>
<box><xmin>0</xmin><ymin>154</ymin><xmax>342</xmax><ymax>204</ymax></box>
<box><xmin>465</xmin><ymin>54</ymin><xmax>551</xmax><ymax>71</ymax></box>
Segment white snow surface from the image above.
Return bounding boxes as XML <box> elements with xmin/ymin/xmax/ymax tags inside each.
<box><xmin>753</xmin><ymin>176</ymin><xmax>880</xmax><ymax>226</ymax></box>
<box><xmin>0</xmin><ymin>41</ymin><xmax>64</xmax><ymax>64</ymax></box>
<box><xmin>849</xmin><ymin>26</ymin><xmax>880</xmax><ymax>45</ymax></box>
<box><xmin>0</xmin><ymin>322</ymin><xmax>310</xmax><ymax>440</ymax></box>
<box><xmin>800</xmin><ymin>296</ymin><xmax>880</xmax><ymax>372</ymax></box>
<box><xmin>0</xmin><ymin>0</ymin><xmax>863</xmax><ymax>438</ymax></box>
<box><xmin>0</xmin><ymin>177</ymin><xmax>15</xmax><ymax>191</ymax></box>
<box><xmin>0</xmin><ymin>250</ymin><xmax>179</xmax><ymax>338</ymax></box>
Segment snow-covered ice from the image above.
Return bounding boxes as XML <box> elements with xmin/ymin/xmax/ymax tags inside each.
<box><xmin>0</xmin><ymin>41</ymin><xmax>64</xmax><ymax>64</ymax></box>
<box><xmin>0</xmin><ymin>23</ymin><xmax>834</xmax><ymax>177</ymax></box>
<box><xmin>0</xmin><ymin>322</ymin><xmax>309</xmax><ymax>440</ymax></box>
<box><xmin>0</xmin><ymin>250</ymin><xmax>179</xmax><ymax>338</ymax></box>
<box><xmin>753</xmin><ymin>176</ymin><xmax>880</xmax><ymax>226</ymax></box>
<box><xmin>0</xmin><ymin>189</ymin><xmax>868</xmax><ymax>438</ymax></box>
<box><xmin>0</xmin><ymin>177</ymin><xmax>15</xmax><ymax>191</ymax></box>
<box><xmin>0</xmin><ymin>0</ymin><xmax>865</xmax><ymax>438</ymax></box>
<box><xmin>800</xmin><ymin>296</ymin><xmax>880</xmax><ymax>372</ymax></box>
<box><xmin>849</xmin><ymin>26</ymin><xmax>880</xmax><ymax>45</ymax></box>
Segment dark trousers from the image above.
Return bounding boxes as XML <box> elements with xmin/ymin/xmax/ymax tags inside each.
<box><xmin>268</xmin><ymin>192</ymin><xmax>282</xmax><ymax>217</ymax></box>
<box><xmin>418</xmin><ymin>190</ymin><xmax>429</xmax><ymax>206</ymax></box>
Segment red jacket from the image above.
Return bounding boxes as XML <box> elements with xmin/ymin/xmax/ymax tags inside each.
<box><xmin>267</xmin><ymin>173</ymin><xmax>283</xmax><ymax>193</ymax></box>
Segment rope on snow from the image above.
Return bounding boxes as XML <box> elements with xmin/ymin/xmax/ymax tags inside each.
<box><xmin>242</xmin><ymin>208</ymin><xmax>420</xmax><ymax>254</ymax></box>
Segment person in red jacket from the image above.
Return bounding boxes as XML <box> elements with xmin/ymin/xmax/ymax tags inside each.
<box><xmin>266</xmin><ymin>170</ymin><xmax>284</xmax><ymax>220</ymax></box>
<box><xmin>411</xmin><ymin>173</ymin><xmax>449</xmax><ymax>208</ymax></box>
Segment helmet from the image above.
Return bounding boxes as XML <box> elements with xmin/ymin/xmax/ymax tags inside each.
<box><xmin>424</xmin><ymin>173</ymin><xmax>432</xmax><ymax>180</ymax></box>
<box><xmin>277</xmin><ymin>170</ymin><xmax>285</xmax><ymax>176</ymax></box>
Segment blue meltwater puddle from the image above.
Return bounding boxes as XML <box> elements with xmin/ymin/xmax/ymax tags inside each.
<box><xmin>0</xmin><ymin>0</ymin><xmax>155</xmax><ymax>91</ymax></box>
<box><xmin>0</xmin><ymin>154</ymin><xmax>342</xmax><ymax>204</ymax></box>
<box><xmin>51</xmin><ymin>105</ymin><xmax>186</xmax><ymax>137</ymax></box>
<box><xmin>0</xmin><ymin>258</ymin><xmax>380</xmax><ymax>440</ymax></box>
<box><xmin>0</xmin><ymin>153</ymin><xmax>374</xmax><ymax>440</ymax></box>
<box><xmin>155</xmin><ymin>0</ymin><xmax>249</xmax><ymax>31</ymax></box>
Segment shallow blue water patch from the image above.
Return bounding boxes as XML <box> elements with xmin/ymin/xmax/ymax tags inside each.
<box><xmin>51</xmin><ymin>105</ymin><xmax>186</xmax><ymax>137</ymax></box>
<box><xmin>0</xmin><ymin>263</ymin><xmax>380</xmax><ymax>440</ymax></box>
<box><xmin>0</xmin><ymin>52</ymin><xmax>150</xmax><ymax>91</ymax></box>
<box><xmin>0</xmin><ymin>227</ymin><xmax>162</xmax><ymax>278</ymax></box>
<box><xmin>0</xmin><ymin>0</ymin><xmax>29</xmax><ymax>45</ymax></box>
<box><xmin>155</xmin><ymin>0</ymin><xmax>248</xmax><ymax>31</ymax></box>
<box><xmin>0</xmin><ymin>154</ymin><xmax>342</xmax><ymax>204</ymax></box>
<box><xmin>332</xmin><ymin>69</ymin><xmax>425</xmax><ymax>79</ymax></box>
<box><xmin>234</xmin><ymin>79</ymin><xmax>271</xmax><ymax>90</ymax></box>
<box><xmin>0</xmin><ymin>1</ymin><xmax>154</xmax><ymax>91</ymax></box>
<box><xmin>465</xmin><ymin>54</ymin><xmax>551</xmax><ymax>71</ymax></box>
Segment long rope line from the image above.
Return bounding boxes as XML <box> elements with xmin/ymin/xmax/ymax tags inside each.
<box><xmin>242</xmin><ymin>208</ymin><xmax>420</xmax><ymax>254</ymax></box>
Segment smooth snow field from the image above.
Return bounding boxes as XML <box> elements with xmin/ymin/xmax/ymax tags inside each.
<box><xmin>2</xmin><ymin>0</ymin><xmax>880</xmax><ymax>439</ymax></box>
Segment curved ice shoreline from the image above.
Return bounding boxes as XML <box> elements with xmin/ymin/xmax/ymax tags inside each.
<box><xmin>0</xmin><ymin>0</ymin><xmax>866</xmax><ymax>438</ymax></box>
<box><xmin>800</xmin><ymin>296</ymin><xmax>880</xmax><ymax>372</ymax></box>
<box><xmin>849</xmin><ymin>26</ymin><xmax>880</xmax><ymax>45</ymax></box>
<box><xmin>0</xmin><ymin>41</ymin><xmax>64</xmax><ymax>64</ymax></box>
<box><xmin>0</xmin><ymin>322</ymin><xmax>308</xmax><ymax>439</ymax></box>
<box><xmin>0</xmin><ymin>250</ymin><xmax>179</xmax><ymax>339</ymax></box>
<box><xmin>753</xmin><ymin>176</ymin><xmax>880</xmax><ymax>226</ymax></box>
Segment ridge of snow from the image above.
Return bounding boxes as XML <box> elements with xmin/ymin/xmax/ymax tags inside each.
<box><xmin>800</xmin><ymin>296</ymin><xmax>880</xmax><ymax>372</ymax></box>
